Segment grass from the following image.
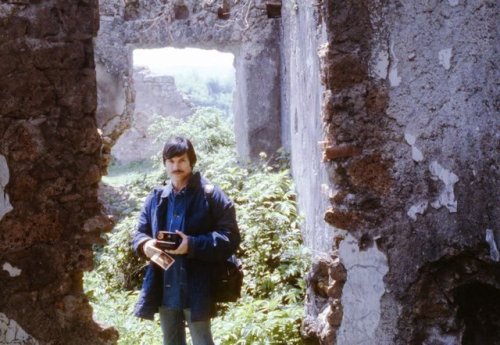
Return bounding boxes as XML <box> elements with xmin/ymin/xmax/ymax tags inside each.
<box><xmin>103</xmin><ymin>159</ymin><xmax>158</xmax><ymax>187</ymax></box>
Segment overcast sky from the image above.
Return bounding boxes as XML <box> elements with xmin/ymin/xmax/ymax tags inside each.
<box><xmin>133</xmin><ymin>47</ymin><xmax>234</xmax><ymax>76</ymax></box>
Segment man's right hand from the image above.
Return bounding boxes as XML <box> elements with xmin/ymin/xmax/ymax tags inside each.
<box><xmin>142</xmin><ymin>239</ymin><xmax>159</xmax><ymax>259</ymax></box>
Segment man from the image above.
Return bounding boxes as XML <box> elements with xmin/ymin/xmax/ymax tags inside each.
<box><xmin>132</xmin><ymin>136</ymin><xmax>240</xmax><ymax>345</ymax></box>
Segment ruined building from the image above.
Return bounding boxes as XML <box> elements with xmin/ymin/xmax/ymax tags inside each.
<box><xmin>1</xmin><ymin>0</ymin><xmax>498</xmax><ymax>344</ymax></box>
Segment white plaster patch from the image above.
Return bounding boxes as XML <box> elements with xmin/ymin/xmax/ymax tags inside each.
<box><xmin>320</xmin><ymin>183</ymin><xmax>330</xmax><ymax>196</ymax></box>
<box><xmin>485</xmin><ymin>229</ymin><xmax>500</xmax><ymax>262</ymax></box>
<box><xmin>372</xmin><ymin>50</ymin><xmax>389</xmax><ymax>80</ymax></box>
<box><xmin>448</xmin><ymin>0</ymin><xmax>459</xmax><ymax>6</ymax></box>
<box><xmin>389</xmin><ymin>41</ymin><xmax>401</xmax><ymax>87</ymax></box>
<box><xmin>438</xmin><ymin>48</ymin><xmax>453</xmax><ymax>70</ymax></box>
<box><xmin>404</xmin><ymin>132</ymin><xmax>416</xmax><ymax>145</ymax></box>
<box><xmin>2</xmin><ymin>262</ymin><xmax>22</xmax><ymax>277</ymax></box>
<box><xmin>412</xmin><ymin>146</ymin><xmax>424</xmax><ymax>162</ymax></box>
<box><xmin>0</xmin><ymin>313</ymin><xmax>39</xmax><ymax>345</ymax></box>
<box><xmin>429</xmin><ymin>161</ymin><xmax>459</xmax><ymax>212</ymax></box>
<box><xmin>336</xmin><ymin>234</ymin><xmax>389</xmax><ymax>345</ymax></box>
<box><xmin>0</xmin><ymin>155</ymin><xmax>13</xmax><ymax>221</ymax></box>
<box><xmin>407</xmin><ymin>200</ymin><xmax>429</xmax><ymax>220</ymax></box>
<box><xmin>389</xmin><ymin>67</ymin><xmax>401</xmax><ymax>87</ymax></box>
<box><xmin>404</xmin><ymin>132</ymin><xmax>424</xmax><ymax>162</ymax></box>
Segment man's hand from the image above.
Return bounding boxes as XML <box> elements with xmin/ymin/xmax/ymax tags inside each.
<box><xmin>143</xmin><ymin>239</ymin><xmax>159</xmax><ymax>259</ymax></box>
<box><xmin>142</xmin><ymin>238</ymin><xmax>175</xmax><ymax>270</ymax></box>
<box><xmin>165</xmin><ymin>231</ymin><xmax>189</xmax><ymax>255</ymax></box>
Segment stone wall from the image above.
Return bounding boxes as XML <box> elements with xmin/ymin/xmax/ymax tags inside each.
<box><xmin>0</xmin><ymin>1</ymin><xmax>117</xmax><ymax>344</ymax></box>
<box><xmin>111</xmin><ymin>67</ymin><xmax>194</xmax><ymax>163</ymax></box>
<box><xmin>282</xmin><ymin>0</ymin><xmax>499</xmax><ymax>344</ymax></box>
<box><xmin>95</xmin><ymin>0</ymin><xmax>282</xmax><ymax>162</ymax></box>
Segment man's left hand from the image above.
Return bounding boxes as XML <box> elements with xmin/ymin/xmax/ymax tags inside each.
<box><xmin>165</xmin><ymin>231</ymin><xmax>189</xmax><ymax>255</ymax></box>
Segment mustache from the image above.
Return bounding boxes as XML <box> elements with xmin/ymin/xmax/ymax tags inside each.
<box><xmin>172</xmin><ymin>170</ymin><xmax>184</xmax><ymax>174</ymax></box>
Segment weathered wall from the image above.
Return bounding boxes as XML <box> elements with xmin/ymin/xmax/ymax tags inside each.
<box><xmin>96</xmin><ymin>0</ymin><xmax>282</xmax><ymax>162</ymax></box>
<box><xmin>379</xmin><ymin>1</ymin><xmax>499</xmax><ymax>343</ymax></box>
<box><xmin>111</xmin><ymin>68</ymin><xmax>194</xmax><ymax>163</ymax></box>
<box><xmin>280</xmin><ymin>0</ymin><xmax>331</xmax><ymax>252</ymax></box>
<box><xmin>0</xmin><ymin>1</ymin><xmax>117</xmax><ymax>344</ymax></box>
<box><xmin>285</xmin><ymin>0</ymin><xmax>499</xmax><ymax>344</ymax></box>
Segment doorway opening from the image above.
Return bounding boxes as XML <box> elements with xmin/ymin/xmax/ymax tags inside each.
<box><xmin>87</xmin><ymin>47</ymin><xmax>237</xmax><ymax>343</ymax></box>
<box><xmin>111</xmin><ymin>47</ymin><xmax>235</xmax><ymax>168</ymax></box>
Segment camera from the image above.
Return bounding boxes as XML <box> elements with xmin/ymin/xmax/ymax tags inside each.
<box><xmin>156</xmin><ymin>231</ymin><xmax>182</xmax><ymax>250</ymax></box>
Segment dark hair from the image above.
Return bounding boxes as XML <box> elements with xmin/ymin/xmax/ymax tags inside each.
<box><xmin>162</xmin><ymin>136</ymin><xmax>197</xmax><ymax>167</ymax></box>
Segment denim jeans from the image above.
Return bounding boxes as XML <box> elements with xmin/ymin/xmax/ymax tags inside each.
<box><xmin>159</xmin><ymin>307</ymin><xmax>214</xmax><ymax>345</ymax></box>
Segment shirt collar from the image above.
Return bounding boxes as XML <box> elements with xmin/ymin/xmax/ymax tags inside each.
<box><xmin>160</xmin><ymin>172</ymin><xmax>201</xmax><ymax>198</ymax></box>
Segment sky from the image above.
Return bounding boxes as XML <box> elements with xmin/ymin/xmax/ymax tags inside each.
<box><xmin>133</xmin><ymin>47</ymin><xmax>234</xmax><ymax>77</ymax></box>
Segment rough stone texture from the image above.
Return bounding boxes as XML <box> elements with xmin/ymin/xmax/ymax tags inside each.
<box><xmin>133</xmin><ymin>67</ymin><xmax>193</xmax><ymax>120</ymax></box>
<box><xmin>95</xmin><ymin>60</ymin><xmax>128</xmax><ymax>146</ymax></box>
<box><xmin>0</xmin><ymin>1</ymin><xmax>117</xmax><ymax>344</ymax></box>
<box><xmin>284</xmin><ymin>0</ymin><xmax>499</xmax><ymax>344</ymax></box>
<box><xmin>95</xmin><ymin>0</ymin><xmax>282</xmax><ymax>162</ymax></box>
<box><xmin>302</xmin><ymin>254</ymin><xmax>346</xmax><ymax>345</ymax></box>
<box><xmin>112</xmin><ymin>67</ymin><xmax>193</xmax><ymax>163</ymax></box>
<box><xmin>377</xmin><ymin>1</ymin><xmax>499</xmax><ymax>343</ymax></box>
<box><xmin>286</xmin><ymin>1</ymin><xmax>500</xmax><ymax>344</ymax></box>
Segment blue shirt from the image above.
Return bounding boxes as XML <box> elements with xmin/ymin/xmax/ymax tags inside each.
<box><xmin>162</xmin><ymin>187</ymin><xmax>189</xmax><ymax>309</ymax></box>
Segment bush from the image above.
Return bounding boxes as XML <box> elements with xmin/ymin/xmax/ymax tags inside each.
<box><xmin>86</xmin><ymin>108</ymin><xmax>309</xmax><ymax>344</ymax></box>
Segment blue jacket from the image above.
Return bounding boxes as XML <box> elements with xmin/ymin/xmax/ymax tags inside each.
<box><xmin>132</xmin><ymin>172</ymin><xmax>240</xmax><ymax>321</ymax></box>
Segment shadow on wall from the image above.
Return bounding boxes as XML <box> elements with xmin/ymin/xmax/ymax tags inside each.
<box><xmin>454</xmin><ymin>282</ymin><xmax>500</xmax><ymax>345</ymax></box>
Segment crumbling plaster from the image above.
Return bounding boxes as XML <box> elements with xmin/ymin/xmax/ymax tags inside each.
<box><xmin>381</xmin><ymin>2</ymin><xmax>499</xmax><ymax>341</ymax></box>
<box><xmin>336</xmin><ymin>234</ymin><xmax>388</xmax><ymax>345</ymax></box>
<box><xmin>285</xmin><ymin>0</ymin><xmax>498</xmax><ymax>344</ymax></box>
<box><xmin>95</xmin><ymin>0</ymin><xmax>282</xmax><ymax>162</ymax></box>
<box><xmin>0</xmin><ymin>313</ymin><xmax>38</xmax><ymax>345</ymax></box>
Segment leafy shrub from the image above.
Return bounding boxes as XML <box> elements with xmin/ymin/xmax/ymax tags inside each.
<box><xmin>212</xmin><ymin>296</ymin><xmax>305</xmax><ymax>345</ymax></box>
<box><xmin>174</xmin><ymin>72</ymin><xmax>234</xmax><ymax>117</ymax></box>
<box><xmin>85</xmin><ymin>272</ymin><xmax>163</xmax><ymax>345</ymax></box>
<box><xmin>86</xmin><ymin>108</ymin><xmax>309</xmax><ymax>344</ymax></box>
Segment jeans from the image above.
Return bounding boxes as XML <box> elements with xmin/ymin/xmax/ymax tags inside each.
<box><xmin>159</xmin><ymin>307</ymin><xmax>214</xmax><ymax>345</ymax></box>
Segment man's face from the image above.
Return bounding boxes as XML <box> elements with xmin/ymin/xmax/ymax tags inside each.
<box><xmin>165</xmin><ymin>153</ymin><xmax>193</xmax><ymax>183</ymax></box>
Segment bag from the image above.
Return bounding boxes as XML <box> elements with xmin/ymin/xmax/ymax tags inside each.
<box><xmin>212</xmin><ymin>255</ymin><xmax>243</xmax><ymax>303</ymax></box>
<box><xmin>204</xmin><ymin>184</ymin><xmax>243</xmax><ymax>303</ymax></box>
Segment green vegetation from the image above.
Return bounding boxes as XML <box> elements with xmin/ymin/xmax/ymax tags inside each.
<box><xmin>85</xmin><ymin>108</ymin><xmax>310</xmax><ymax>344</ymax></box>
<box><xmin>175</xmin><ymin>72</ymin><xmax>234</xmax><ymax>118</ymax></box>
